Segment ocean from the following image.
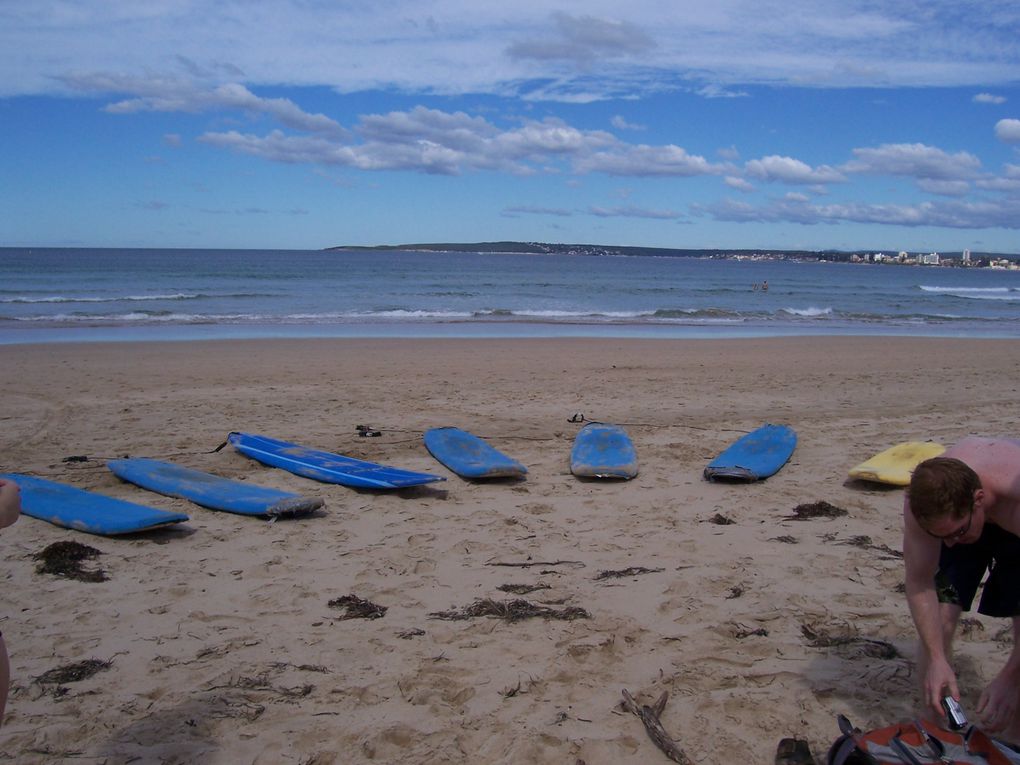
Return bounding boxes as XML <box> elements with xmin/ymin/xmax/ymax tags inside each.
<box><xmin>2</xmin><ymin>247</ymin><xmax>1020</xmax><ymax>344</ymax></box>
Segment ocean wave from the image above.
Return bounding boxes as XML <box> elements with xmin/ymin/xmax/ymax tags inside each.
<box><xmin>778</xmin><ymin>306</ymin><xmax>833</xmax><ymax>318</ymax></box>
<box><xmin>920</xmin><ymin>286</ymin><xmax>1020</xmax><ymax>301</ymax></box>
<box><xmin>348</xmin><ymin>309</ymin><xmax>473</xmax><ymax>320</ymax></box>
<box><xmin>653</xmin><ymin>307</ymin><xmax>744</xmax><ymax>320</ymax></box>
<box><xmin>3</xmin><ymin>303</ymin><xmax>1010</xmax><ymax>330</ymax></box>
<box><xmin>13</xmin><ymin>311</ymin><xmax>256</xmax><ymax>324</ymax></box>
<box><xmin>0</xmin><ymin>293</ymin><xmax>202</xmax><ymax>304</ymax></box>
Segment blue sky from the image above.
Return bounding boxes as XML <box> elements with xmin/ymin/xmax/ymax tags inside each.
<box><xmin>2</xmin><ymin>1</ymin><xmax>1019</xmax><ymax>252</ymax></box>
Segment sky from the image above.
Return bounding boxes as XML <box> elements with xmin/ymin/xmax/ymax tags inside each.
<box><xmin>2</xmin><ymin>1</ymin><xmax>1020</xmax><ymax>253</ymax></box>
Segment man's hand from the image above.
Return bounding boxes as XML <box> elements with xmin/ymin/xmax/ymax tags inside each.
<box><xmin>924</xmin><ymin>655</ymin><xmax>960</xmax><ymax>721</ymax></box>
<box><xmin>977</xmin><ymin>671</ymin><xmax>1019</xmax><ymax>733</ymax></box>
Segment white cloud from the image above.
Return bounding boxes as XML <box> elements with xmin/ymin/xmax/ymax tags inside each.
<box><xmin>725</xmin><ymin>176</ymin><xmax>754</xmax><ymax>192</ymax></box>
<box><xmin>503</xmin><ymin>205</ymin><xmax>573</xmax><ymax>217</ymax></box>
<box><xmin>506</xmin><ymin>12</ymin><xmax>655</xmax><ymax>65</ymax></box>
<box><xmin>917</xmin><ymin>179</ymin><xmax>970</xmax><ymax>197</ymax></box>
<box><xmin>976</xmin><ymin>177</ymin><xmax>1020</xmax><ymax>192</ymax></box>
<box><xmin>744</xmin><ymin>155</ymin><xmax>845</xmax><ymax>185</ymax></box>
<box><xmin>63</xmin><ymin>73</ymin><xmax>349</xmax><ymax>137</ymax></box>
<box><xmin>611</xmin><ymin>115</ymin><xmax>645</xmax><ymax>131</ymax></box>
<box><xmin>974</xmin><ymin>93</ymin><xmax>1006</xmax><ymax>105</ymax></box>
<box><xmin>843</xmin><ymin>143</ymin><xmax>982</xmax><ymax>180</ymax></box>
<box><xmin>4</xmin><ymin>2</ymin><xmax>1020</xmax><ymax>100</ymax></box>
<box><xmin>995</xmin><ymin>119</ymin><xmax>1020</xmax><ymax>144</ymax></box>
<box><xmin>697</xmin><ymin>84</ymin><xmax>749</xmax><ymax>99</ymax></box>
<box><xmin>574</xmin><ymin>144</ymin><xmax>723</xmax><ymax>177</ymax></box>
<box><xmin>588</xmin><ymin>204</ymin><xmax>682</xmax><ymax>219</ymax></box>
<box><xmin>199</xmin><ymin>108</ymin><xmax>621</xmax><ymax>176</ymax></box>
<box><xmin>697</xmin><ymin>196</ymin><xmax>1020</xmax><ymax>229</ymax></box>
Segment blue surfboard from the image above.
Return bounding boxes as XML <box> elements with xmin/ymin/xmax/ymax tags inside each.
<box><xmin>107</xmin><ymin>458</ymin><xmax>324</xmax><ymax>517</ymax></box>
<box><xmin>423</xmin><ymin>427</ymin><xmax>527</xmax><ymax>480</ymax></box>
<box><xmin>228</xmin><ymin>432</ymin><xmax>445</xmax><ymax>489</ymax></box>
<box><xmin>703</xmin><ymin>424</ymin><xmax>797</xmax><ymax>482</ymax></box>
<box><xmin>570</xmin><ymin>423</ymin><xmax>638</xmax><ymax>480</ymax></box>
<box><xmin>1</xmin><ymin>473</ymin><xmax>189</xmax><ymax>536</ymax></box>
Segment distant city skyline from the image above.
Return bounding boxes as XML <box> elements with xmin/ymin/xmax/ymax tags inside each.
<box><xmin>2</xmin><ymin>2</ymin><xmax>1019</xmax><ymax>253</ymax></box>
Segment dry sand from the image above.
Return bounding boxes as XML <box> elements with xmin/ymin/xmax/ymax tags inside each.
<box><xmin>1</xmin><ymin>336</ymin><xmax>1018</xmax><ymax>764</ymax></box>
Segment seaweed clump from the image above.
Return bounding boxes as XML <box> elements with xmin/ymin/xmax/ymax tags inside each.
<box><xmin>497</xmin><ymin>583</ymin><xmax>551</xmax><ymax>595</ymax></box>
<box><xmin>786</xmin><ymin>501</ymin><xmax>848</xmax><ymax>520</ymax></box>
<box><xmin>36</xmin><ymin>658</ymin><xmax>112</xmax><ymax>686</ymax></box>
<box><xmin>33</xmin><ymin>541</ymin><xmax>108</xmax><ymax>582</ymax></box>
<box><xmin>429</xmin><ymin>598</ymin><xmax>590</xmax><ymax>623</ymax></box>
<box><xmin>801</xmin><ymin>622</ymin><xmax>900</xmax><ymax>659</ymax></box>
<box><xmin>595</xmin><ymin>566</ymin><xmax>664</xmax><ymax>580</ymax></box>
<box><xmin>327</xmin><ymin>594</ymin><xmax>387</xmax><ymax>620</ymax></box>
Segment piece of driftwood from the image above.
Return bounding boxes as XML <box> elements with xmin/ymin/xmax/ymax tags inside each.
<box><xmin>620</xmin><ymin>689</ymin><xmax>693</xmax><ymax>764</ymax></box>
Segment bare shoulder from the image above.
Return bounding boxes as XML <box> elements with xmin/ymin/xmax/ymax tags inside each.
<box><xmin>945</xmin><ymin>436</ymin><xmax>1020</xmax><ymax>466</ymax></box>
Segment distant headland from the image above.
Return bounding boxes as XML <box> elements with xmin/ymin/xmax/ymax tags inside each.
<box><xmin>326</xmin><ymin>241</ymin><xmax>1018</xmax><ymax>267</ymax></box>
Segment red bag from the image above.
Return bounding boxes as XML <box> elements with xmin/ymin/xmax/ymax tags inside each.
<box><xmin>827</xmin><ymin>715</ymin><xmax>1020</xmax><ymax>765</ymax></box>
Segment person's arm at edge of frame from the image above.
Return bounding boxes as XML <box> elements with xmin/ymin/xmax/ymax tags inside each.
<box><xmin>0</xmin><ymin>479</ymin><xmax>19</xmax><ymax>530</ymax></box>
<box><xmin>903</xmin><ymin>494</ymin><xmax>959</xmax><ymax>718</ymax></box>
<box><xmin>976</xmin><ymin>618</ymin><xmax>1020</xmax><ymax>733</ymax></box>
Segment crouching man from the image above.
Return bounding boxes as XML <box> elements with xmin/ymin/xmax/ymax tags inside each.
<box><xmin>903</xmin><ymin>437</ymin><xmax>1020</xmax><ymax>741</ymax></box>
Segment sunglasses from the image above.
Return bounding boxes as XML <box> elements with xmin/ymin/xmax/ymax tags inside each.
<box><xmin>924</xmin><ymin>509</ymin><xmax>973</xmax><ymax>541</ymax></box>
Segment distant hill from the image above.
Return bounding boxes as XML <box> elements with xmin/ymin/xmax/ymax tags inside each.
<box><xmin>325</xmin><ymin>241</ymin><xmax>1017</xmax><ymax>262</ymax></box>
<box><xmin>325</xmin><ymin>241</ymin><xmax>826</xmax><ymax>258</ymax></box>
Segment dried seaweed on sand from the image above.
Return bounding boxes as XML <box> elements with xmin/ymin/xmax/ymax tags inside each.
<box><xmin>801</xmin><ymin>622</ymin><xmax>900</xmax><ymax>659</ymax></box>
<box><xmin>824</xmin><ymin>533</ymin><xmax>903</xmax><ymax>559</ymax></box>
<box><xmin>497</xmin><ymin>583</ymin><xmax>551</xmax><ymax>595</ymax></box>
<box><xmin>785</xmin><ymin>501</ymin><xmax>848</xmax><ymax>520</ymax></box>
<box><xmin>33</xmin><ymin>541</ymin><xmax>108</xmax><ymax>582</ymax></box>
<box><xmin>594</xmin><ymin>566</ymin><xmax>664</xmax><ymax>580</ymax></box>
<box><xmin>328</xmin><ymin>594</ymin><xmax>387</xmax><ymax>620</ymax></box>
<box><xmin>428</xmin><ymin>598</ymin><xmax>590</xmax><ymax>623</ymax></box>
<box><xmin>36</xmin><ymin>658</ymin><xmax>112</xmax><ymax>685</ymax></box>
<box><xmin>732</xmin><ymin>624</ymin><xmax>768</xmax><ymax>639</ymax></box>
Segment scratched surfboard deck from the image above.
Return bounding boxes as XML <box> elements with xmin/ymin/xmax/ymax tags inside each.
<box><xmin>570</xmin><ymin>423</ymin><xmax>638</xmax><ymax>480</ymax></box>
<box><xmin>1</xmin><ymin>472</ymin><xmax>189</xmax><ymax>536</ymax></box>
<box><xmin>423</xmin><ymin>427</ymin><xmax>527</xmax><ymax>479</ymax></box>
<box><xmin>847</xmin><ymin>441</ymin><xmax>946</xmax><ymax>486</ymax></box>
<box><xmin>227</xmin><ymin>432</ymin><xmax>445</xmax><ymax>489</ymax></box>
<box><xmin>703</xmin><ymin>424</ymin><xmax>797</xmax><ymax>482</ymax></box>
<box><xmin>107</xmin><ymin>458</ymin><xmax>323</xmax><ymax>517</ymax></box>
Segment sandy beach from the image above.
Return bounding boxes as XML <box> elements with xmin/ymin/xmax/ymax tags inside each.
<box><xmin>1</xmin><ymin>336</ymin><xmax>1018</xmax><ymax>764</ymax></box>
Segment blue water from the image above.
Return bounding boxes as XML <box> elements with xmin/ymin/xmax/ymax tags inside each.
<box><xmin>2</xmin><ymin>248</ymin><xmax>1020</xmax><ymax>343</ymax></box>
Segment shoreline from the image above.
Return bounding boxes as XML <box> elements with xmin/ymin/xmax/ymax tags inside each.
<box><xmin>5</xmin><ymin>320</ymin><xmax>1020</xmax><ymax>345</ymax></box>
<box><xmin>2</xmin><ymin>335</ymin><xmax>1018</xmax><ymax>763</ymax></box>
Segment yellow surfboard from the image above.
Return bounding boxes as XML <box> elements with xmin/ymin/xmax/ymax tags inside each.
<box><xmin>848</xmin><ymin>441</ymin><xmax>946</xmax><ymax>486</ymax></box>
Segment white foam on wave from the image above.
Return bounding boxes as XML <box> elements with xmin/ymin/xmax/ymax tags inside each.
<box><xmin>779</xmin><ymin>306</ymin><xmax>833</xmax><ymax>318</ymax></box>
<box><xmin>920</xmin><ymin>285</ymin><xmax>1012</xmax><ymax>293</ymax></box>
<box><xmin>1</xmin><ymin>293</ymin><xmax>201</xmax><ymax>304</ymax></box>
<box><xmin>920</xmin><ymin>285</ymin><xmax>1020</xmax><ymax>300</ymax></box>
